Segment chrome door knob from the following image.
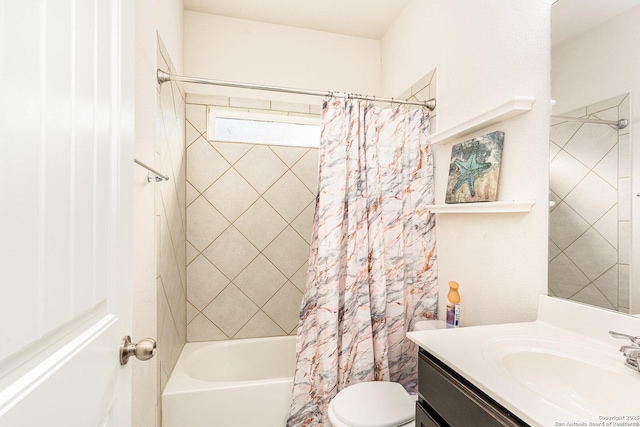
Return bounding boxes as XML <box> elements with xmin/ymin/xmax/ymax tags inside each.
<box><xmin>120</xmin><ymin>335</ymin><xmax>157</xmax><ymax>365</ymax></box>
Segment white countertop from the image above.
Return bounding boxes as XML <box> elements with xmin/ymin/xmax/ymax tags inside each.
<box><xmin>407</xmin><ymin>296</ymin><xmax>640</xmax><ymax>427</ymax></box>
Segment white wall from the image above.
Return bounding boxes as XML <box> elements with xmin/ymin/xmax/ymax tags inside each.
<box><xmin>381</xmin><ymin>0</ymin><xmax>553</xmax><ymax>326</ymax></box>
<box><xmin>133</xmin><ymin>1</ymin><xmax>184</xmax><ymax>426</ymax></box>
<box><xmin>183</xmin><ymin>12</ymin><xmax>381</xmax><ymax>103</ymax></box>
<box><xmin>552</xmin><ymin>5</ymin><xmax>640</xmax><ymax>313</ymax></box>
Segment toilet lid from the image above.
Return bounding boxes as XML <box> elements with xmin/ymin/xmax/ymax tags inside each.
<box><xmin>332</xmin><ymin>381</ymin><xmax>415</xmax><ymax>427</ymax></box>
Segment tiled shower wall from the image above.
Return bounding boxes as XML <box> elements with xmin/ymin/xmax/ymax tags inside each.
<box><xmin>156</xmin><ymin>38</ymin><xmax>187</xmax><ymax>392</ymax></box>
<box><xmin>185</xmin><ymin>95</ymin><xmax>319</xmax><ymax>341</ymax></box>
<box><xmin>396</xmin><ymin>68</ymin><xmax>437</xmax><ymax>131</ymax></box>
<box><xmin>549</xmin><ymin>94</ymin><xmax>630</xmax><ymax>312</ymax></box>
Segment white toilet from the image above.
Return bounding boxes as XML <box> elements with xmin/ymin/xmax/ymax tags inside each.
<box><xmin>327</xmin><ymin>320</ymin><xmax>446</xmax><ymax>427</ymax></box>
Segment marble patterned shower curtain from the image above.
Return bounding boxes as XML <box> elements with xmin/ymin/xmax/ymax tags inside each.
<box><xmin>287</xmin><ymin>98</ymin><xmax>438</xmax><ymax>426</ymax></box>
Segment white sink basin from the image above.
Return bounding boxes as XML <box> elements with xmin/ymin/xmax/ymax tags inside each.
<box><xmin>482</xmin><ymin>336</ymin><xmax>640</xmax><ymax>418</ymax></box>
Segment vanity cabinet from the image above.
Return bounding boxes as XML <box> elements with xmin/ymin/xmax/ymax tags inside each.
<box><xmin>416</xmin><ymin>348</ymin><xmax>528</xmax><ymax>427</ymax></box>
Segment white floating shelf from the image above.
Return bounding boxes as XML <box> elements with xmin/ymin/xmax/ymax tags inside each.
<box><xmin>427</xmin><ymin>200</ymin><xmax>535</xmax><ymax>214</ymax></box>
<box><xmin>429</xmin><ymin>96</ymin><xmax>536</xmax><ymax>146</ymax></box>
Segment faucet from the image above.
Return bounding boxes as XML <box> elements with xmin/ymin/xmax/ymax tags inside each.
<box><xmin>609</xmin><ymin>331</ymin><xmax>640</xmax><ymax>372</ymax></box>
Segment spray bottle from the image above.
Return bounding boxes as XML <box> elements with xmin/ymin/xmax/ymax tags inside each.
<box><xmin>446</xmin><ymin>281</ymin><xmax>461</xmax><ymax>328</ymax></box>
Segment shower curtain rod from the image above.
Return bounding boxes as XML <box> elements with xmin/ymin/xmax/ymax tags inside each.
<box><xmin>552</xmin><ymin>115</ymin><xmax>628</xmax><ymax>130</ymax></box>
<box><xmin>157</xmin><ymin>70</ymin><xmax>436</xmax><ymax>111</ymax></box>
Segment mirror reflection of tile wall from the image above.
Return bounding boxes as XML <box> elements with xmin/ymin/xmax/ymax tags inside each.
<box><xmin>549</xmin><ymin>94</ymin><xmax>630</xmax><ymax>312</ymax></box>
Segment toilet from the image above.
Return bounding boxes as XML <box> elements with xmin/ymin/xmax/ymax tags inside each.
<box><xmin>327</xmin><ymin>320</ymin><xmax>446</xmax><ymax>427</ymax></box>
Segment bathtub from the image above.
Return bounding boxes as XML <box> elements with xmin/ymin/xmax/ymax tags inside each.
<box><xmin>162</xmin><ymin>335</ymin><xmax>297</xmax><ymax>427</ymax></box>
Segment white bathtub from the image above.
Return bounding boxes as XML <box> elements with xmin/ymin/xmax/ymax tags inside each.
<box><xmin>162</xmin><ymin>335</ymin><xmax>297</xmax><ymax>427</ymax></box>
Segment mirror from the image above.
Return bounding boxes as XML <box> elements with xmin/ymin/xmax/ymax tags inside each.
<box><xmin>549</xmin><ymin>0</ymin><xmax>640</xmax><ymax>314</ymax></box>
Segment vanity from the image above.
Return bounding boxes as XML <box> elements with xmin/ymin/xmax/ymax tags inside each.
<box><xmin>407</xmin><ymin>296</ymin><xmax>640</xmax><ymax>426</ymax></box>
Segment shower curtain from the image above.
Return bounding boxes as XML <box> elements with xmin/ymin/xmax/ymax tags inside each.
<box><xmin>287</xmin><ymin>98</ymin><xmax>438</xmax><ymax>426</ymax></box>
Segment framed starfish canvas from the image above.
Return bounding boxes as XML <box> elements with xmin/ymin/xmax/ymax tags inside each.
<box><xmin>445</xmin><ymin>131</ymin><xmax>504</xmax><ymax>203</ymax></box>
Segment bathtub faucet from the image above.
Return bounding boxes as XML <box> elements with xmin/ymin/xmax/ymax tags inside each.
<box><xmin>609</xmin><ymin>331</ymin><xmax>640</xmax><ymax>372</ymax></box>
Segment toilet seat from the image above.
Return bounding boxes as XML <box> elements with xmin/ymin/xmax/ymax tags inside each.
<box><xmin>328</xmin><ymin>381</ymin><xmax>415</xmax><ymax>427</ymax></box>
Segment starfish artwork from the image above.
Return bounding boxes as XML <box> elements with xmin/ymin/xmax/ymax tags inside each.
<box><xmin>445</xmin><ymin>131</ymin><xmax>504</xmax><ymax>203</ymax></box>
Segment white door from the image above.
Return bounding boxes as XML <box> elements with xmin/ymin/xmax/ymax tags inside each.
<box><xmin>0</xmin><ymin>1</ymin><xmax>134</xmax><ymax>426</ymax></box>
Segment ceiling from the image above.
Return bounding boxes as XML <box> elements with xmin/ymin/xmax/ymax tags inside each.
<box><xmin>182</xmin><ymin>0</ymin><xmax>411</xmax><ymax>39</ymax></box>
<box><xmin>552</xmin><ymin>0</ymin><xmax>640</xmax><ymax>47</ymax></box>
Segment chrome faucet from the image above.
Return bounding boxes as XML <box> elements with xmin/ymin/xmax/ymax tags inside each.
<box><xmin>609</xmin><ymin>331</ymin><xmax>640</xmax><ymax>372</ymax></box>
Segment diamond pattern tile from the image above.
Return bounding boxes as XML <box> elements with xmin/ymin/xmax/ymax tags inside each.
<box><xmin>187</xmin><ymin>301</ymin><xmax>199</xmax><ymax>324</ymax></box>
<box><xmin>564</xmin><ymin>123</ymin><xmax>617</xmax><ymax>169</ymax></box>
<box><xmin>264</xmin><ymin>226</ymin><xmax>311</xmax><ymax>277</ymax></box>
<box><xmin>235</xmin><ymin>311</ymin><xmax>286</xmax><ymax>339</ymax></box>
<box><xmin>234</xmin><ymin>255</ymin><xmax>287</xmax><ymax>307</ymax></box>
<box><xmin>186</xmin><ymin>120</ymin><xmax>202</xmax><ymax>147</ymax></box>
<box><xmin>290</xmin><ymin>262</ymin><xmax>309</xmax><ymax>292</ymax></box>
<box><xmin>291</xmin><ymin>202</ymin><xmax>315</xmax><ymax>244</ymax></box>
<box><xmin>263</xmin><ymin>282</ymin><xmax>303</xmax><ymax>333</ymax></box>
<box><xmin>188</xmin><ymin>313</ymin><xmax>228</xmax><ymax>341</ymax></box>
<box><xmin>186</xmin><ymin>104</ymin><xmax>207</xmax><ymax>135</ymax></box>
<box><xmin>263</xmin><ymin>171</ymin><xmax>315</xmax><ymax>222</ymax></box>
<box><xmin>548</xmin><ymin>253</ymin><xmax>589</xmax><ymax>298</ymax></box>
<box><xmin>565</xmin><ymin>228</ymin><xmax>617</xmax><ymax>281</ymax></box>
<box><xmin>550</xmin><ymin>121</ymin><xmax>582</xmax><ymax>148</ymax></box>
<box><xmin>549</xmin><ymin>202</ymin><xmax>589</xmax><ymax>250</ymax></box>
<box><xmin>203</xmin><ymin>226</ymin><xmax>259</xmax><ymax>279</ymax></box>
<box><xmin>593</xmin><ymin>267</ymin><xmax>617</xmax><ymax>308</ymax></box>
<box><xmin>565</xmin><ymin>172</ymin><xmax>616</xmax><ymax>225</ymax></box>
<box><xmin>549</xmin><ymin>150</ymin><xmax>589</xmax><ymax>199</ymax></box>
<box><xmin>593</xmin><ymin>145</ymin><xmax>618</xmax><ymax>188</ymax></box>
<box><xmin>203</xmin><ymin>169</ymin><xmax>260</xmax><ymax>222</ymax></box>
<box><xmin>186</xmin><ymin>241</ymin><xmax>199</xmax><ymax>265</ymax></box>
<box><xmin>234</xmin><ymin>199</ymin><xmax>287</xmax><ymax>250</ymax></box>
<box><xmin>186</xmin><ymin>196</ymin><xmax>229</xmax><ymax>251</ymax></box>
<box><xmin>212</xmin><ymin>141</ymin><xmax>253</xmax><ymax>165</ymax></box>
<box><xmin>593</xmin><ymin>207</ymin><xmax>617</xmax><ymax>248</ymax></box>
<box><xmin>187</xmin><ymin>255</ymin><xmax>229</xmax><ymax>310</ymax></box>
<box><xmin>186</xmin><ymin>181</ymin><xmax>199</xmax><ymax>207</ymax></box>
<box><xmin>571</xmin><ymin>284</ymin><xmax>615</xmax><ymax>311</ymax></box>
<box><xmin>271</xmin><ymin>145</ymin><xmax>308</xmax><ymax>167</ymax></box>
<box><xmin>202</xmin><ymin>284</ymin><xmax>259</xmax><ymax>337</ymax></box>
<box><xmin>234</xmin><ymin>145</ymin><xmax>287</xmax><ymax>193</ymax></box>
<box><xmin>291</xmin><ymin>149</ymin><xmax>320</xmax><ymax>194</ymax></box>
<box><xmin>187</xmin><ymin>138</ymin><xmax>230</xmax><ymax>192</ymax></box>
<box><xmin>619</xmin><ymin>265</ymin><xmax>630</xmax><ymax>308</ymax></box>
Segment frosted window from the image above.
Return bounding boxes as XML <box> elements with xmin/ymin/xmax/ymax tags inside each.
<box><xmin>208</xmin><ymin>108</ymin><xmax>320</xmax><ymax>148</ymax></box>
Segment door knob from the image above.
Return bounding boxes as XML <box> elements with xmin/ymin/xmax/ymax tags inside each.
<box><xmin>120</xmin><ymin>336</ymin><xmax>156</xmax><ymax>365</ymax></box>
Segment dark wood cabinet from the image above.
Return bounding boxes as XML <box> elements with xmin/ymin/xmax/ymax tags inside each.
<box><xmin>416</xmin><ymin>348</ymin><xmax>529</xmax><ymax>427</ymax></box>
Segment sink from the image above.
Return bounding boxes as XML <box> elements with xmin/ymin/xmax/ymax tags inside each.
<box><xmin>482</xmin><ymin>336</ymin><xmax>640</xmax><ymax>418</ymax></box>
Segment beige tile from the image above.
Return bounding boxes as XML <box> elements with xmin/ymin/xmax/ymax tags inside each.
<box><xmin>619</xmin><ymin>178</ymin><xmax>631</xmax><ymax>221</ymax></box>
<box><xmin>235</xmin><ymin>310</ymin><xmax>287</xmax><ymax>339</ymax></box>
<box><xmin>186</xmin><ymin>104</ymin><xmax>207</xmax><ymax>135</ymax></box>
<box><xmin>593</xmin><ymin>266</ymin><xmax>618</xmax><ymax>308</ymax></box>
<box><xmin>187</xmin><ymin>313</ymin><xmax>228</xmax><ymax>342</ymax></box>
<box><xmin>271</xmin><ymin>100</ymin><xmax>310</xmax><ymax>114</ymax></box>
<box><xmin>212</xmin><ymin>141</ymin><xmax>253</xmax><ymax>165</ymax></box>
<box><xmin>549</xmin><ymin>191</ymin><xmax>560</xmax><ymax>213</ymax></box>
<box><xmin>593</xmin><ymin>206</ymin><xmax>618</xmax><ymax>248</ymax></box>
<box><xmin>202</xmin><ymin>169</ymin><xmax>260</xmax><ymax>222</ymax></box>
<box><xmin>234</xmin><ymin>145</ymin><xmax>288</xmax><ymax>193</ymax></box>
<box><xmin>290</xmin><ymin>262</ymin><xmax>309</xmax><ymax>292</ymax></box>
<box><xmin>591</xmin><ymin>107</ymin><xmax>618</xmax><ymax>122</ymax></box>
<box><xmin>619</xmin><ymin>264</ymin><xmax>630</xmax><ymax>308</ymax></box>
<box><xmin>235</xmin><ymin>199</ymin><xmax>287</xmax><ymax>251</ymax></box>
<box><xmin>271</xmin><ymin>145</ymin><xmax>308</xmax><ymax>167</ymax></box>
<box><xmin>565</xmin><ymin>229</ymin><xmax>617</xmax><ymax>281</ymax></box>
<box><xmin>586</xmin><ymin>94</ymin><xmax>627</xmax><ymax>115</ymax></box>
<box><xmin>310</xmin><ymin>104</ymin><xmax>322</xmax><ymax>115</ymax></box>
<box><xmin>593</xmin><ymin>140</ymin><xmax>618</xmax><ymax>189</ymax></box>
<box><xmin>564</xmin><ymin>123</ymin><xmax>618</xmax><ymax>169</ymax></box>
<box><xmin>549</xmin><ymin>150</ymin><xmax>589</xmax><ymax>199</ymax></box>
<box><xmin>203</xmin><ymin>226</ymin><xmax>259</xmax><ymax>279</ymax></box>
<box><xmin>186</xmin><ymin>197</ymin><xmax>230</xmax><ymax>251</ymax></box>
<box><xmin>186</xmin><ymin>93</ymin><xmax>229</xmax><ymax>106</ymax></box>
<box><xmin>549</xmin><ymin>241</ymin><xmax>561</xmax><ymax>262</ymax></box>
<box><xmin>619</xmin><ymin>134</ymin><xmax>630</xmax><ymax>178</ymax></box>
<box><xmin>410</xmin><ymin>69</ymin><xmax>435</xmax><ymax>96</ymax></box>
<box><xmin>619</xmin><ymin>221</ymin><xmax>631</xmax><ymax>265</ymax></box>
<box><xmin>264</xmin><ymin>226</ymin><xmax>311</xmax><ymax>278</ymax></box>
<box><xmin>186</xmin><ymin>241</ymin><xmax>199</xmax><ymax>265</ymax></box>
<box><xmin>186</xmin><ymin>182</ymin><xmax>199</xmax><ymax>207</ymax></box>
<box><xmin>263</xmin><ymin>282</ymin><xmax>303</xmax><ymax>333</ymax></box>
<box><xmin>565</xmin><ymin>172</ymin><xmax>616</xmax><ymax>225</ymax></box>
<box><xmin>571</xmin><ymin>284</ymin><xmax>616</xmax><ymax>311</ymax></box>
<box><xmin>550</xmin><ymin>121</ymin><xmax>582</xmax><ymax>148</ymax></box>
<box><xmin>187</xmin><ymin>301</ymin><xmax>199</xmax><ymax>324</ymax></box>
<box><xmin>548</xmin><ymin>253</ymin><xmax>590</xmax><ymax>298</ymax></box>
<box><xmin>187</xmin><ymin>255</ymin><xmax>229</xmax><ymax>310</ymax></box>
<box><xmin>549</xmin><ymin>202</ymin><xmax>589</xmax><ymax>250</ymax></box>
<box><xmin>291</xmin><ymin>202</ymin><xmax>315</xmax><ymax>244</ymax></box>
<box><xmin>264</xmin><ymin>171</ymin><xmax>315</xmax><ymax>222</ymax></box>
<box><xmin>291</xmin><ymin>149</ymin><xmax>319</xmax><ymax>194</ymax></box>
<box><xmin>229</xmin><ymin>97</ymin><xmax>271</xmax><ymax>110</ymax></box>
<box><xmin>186</xmin><ymin>138</ymin><xmax>230</xmax><ymax>192</ymax></box>
<box><xmin>186</xmin><ymin>120</ymin><xmax>201</xmax><ymax>147</ymax></box>
<box><xmin>202</xmin><ymin>284</ymin><xmax>259</xmax><ymax>337</ymax></box>
<box><xmin>234</xmin><ymin>255</ymin><xmax>287</xmax><ymax>307</ymax></box>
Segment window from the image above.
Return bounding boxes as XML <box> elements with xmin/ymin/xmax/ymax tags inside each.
<box><xmin>207</xmin><ymin>107</ymin><xmax>320</xmax><ymax>148</ymax></box>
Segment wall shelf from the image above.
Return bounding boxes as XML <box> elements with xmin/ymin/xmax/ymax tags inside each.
<box><xmin>429</xmin><ymin>96</ymin><xmax>536</xmax><ymax>146</ymax></box>
<box><xmin>427</xmin><ymin>200</ymin><xmax>535</xmax><ymax>214</ymax></box>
